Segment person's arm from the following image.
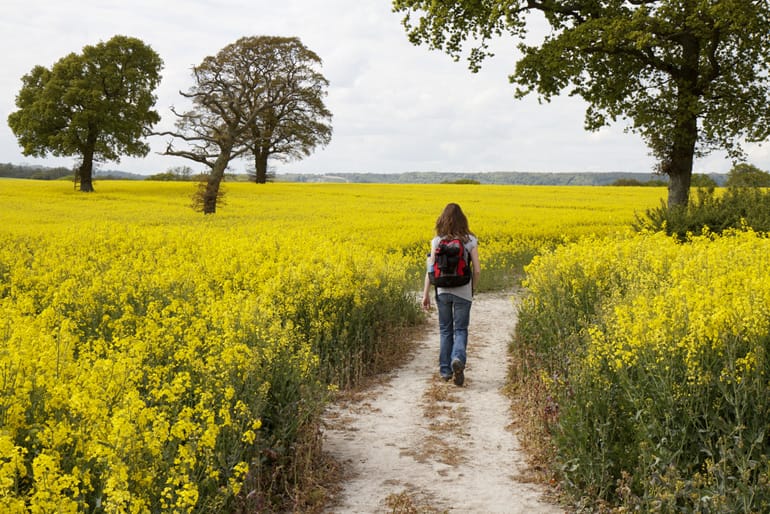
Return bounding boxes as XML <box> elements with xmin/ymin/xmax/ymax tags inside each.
<box><xmin>422</xmin><ymin>247</ymin><xmax>434</xmax><ymax>310</ymax></box>
<box><xmin>470</xmin><ymin>246</ymin><xmax>480</xmax><ymax>296</ymax></box>
<box><xmin>421</xmin><ymin>271</ymin><xmax>432</xmax><ymax>310</ymax></box>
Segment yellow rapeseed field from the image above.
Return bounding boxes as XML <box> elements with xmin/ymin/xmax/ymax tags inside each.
<box><xmin>518</xmin><ymin>229</ymin><xmax>770</xmax><ymax>510</ymax></box>
<box><xmin>0</xmin><ymin>179</ymin><xmax>663</xmax><ymax>512</ymax></box>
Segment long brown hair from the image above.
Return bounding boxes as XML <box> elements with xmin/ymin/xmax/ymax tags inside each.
<box><xmin>435</xmin><ymin>203</ymin><xmax>473</xmax><ymax>241</ymax></box>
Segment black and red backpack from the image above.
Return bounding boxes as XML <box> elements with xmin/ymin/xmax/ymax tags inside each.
<box><xmin>428</xmin><ymin>238</ymin><xmax>472</xmax><ymax>288</ymax></box>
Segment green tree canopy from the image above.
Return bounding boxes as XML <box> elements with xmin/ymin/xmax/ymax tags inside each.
<box><xmin>393</xmin><ymin>0</ymin><xmax>770</xmax><ymax>207</ymax></box>
<box><xmin>158</xmin><ymin>36</ymin><xmax>332</xmax><ymax>214</ymax></box>
<box><xmin>725</xmin><ymin>163</ymin><xmax>770</xmax><ymax>188</ymax></box>
<box><xmin>7</xmin><ymin>35</ymin><xmax>163</xmax><ymax>192</ymax></box>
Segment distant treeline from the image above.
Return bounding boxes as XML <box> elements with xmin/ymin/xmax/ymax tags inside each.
<box><xmin>0</xmin><ymin>163</ymin><xmax>149</xmax><ymax>181</ymax></box>
<box><xmin>281</xmin><ymin>171</ymin><xmax>728</xmax><ymax>186</ymax></box>
<box><xmin>1</xmin><ymin>163</ymin><xmax>728</xmax><ymax>186</ymax></box>
<box><xmin>0</xmin><ymin>163</ymin><xmax>73</xmax><ymax>180</ymax></box>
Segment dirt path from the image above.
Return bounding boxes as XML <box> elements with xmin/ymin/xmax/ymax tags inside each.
<box><xmin>321</xmin><ymin>292</ymin><xmax>564</xmax><ymax>513</ymax></box>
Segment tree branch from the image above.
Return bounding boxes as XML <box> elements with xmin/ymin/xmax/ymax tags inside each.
<box><xmin>525</xmin><ymin>0</ymin><xmax>586</xmax><ymax>23</ymax></box>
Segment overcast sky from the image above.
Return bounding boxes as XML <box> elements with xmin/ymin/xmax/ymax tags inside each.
<box><xmin>1</xmin><ymin>0</ymin><xmax>767</xmax><ymax>176</ymax></box>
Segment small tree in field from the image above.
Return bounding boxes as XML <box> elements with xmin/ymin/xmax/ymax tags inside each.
<box><xmin>392</xmin><ymin>0</ymin><xmax>770</xmax><ymax>207</ymax></box>
<box><xmin>7</xmin><ymin>35</ymin><xmax>163</xmax><ymax>192</ymax></box>
<box><xmin>690</xmin><ymin>173</ymin><xmax>718</xmax><ymax>190</ymax></box>
<box><xmin>725</xmin><ymin>163</ymin><xmax>770</xmax><ymax>188</ymax></box>
<box><xmin>157</xmin><ymin>36</ymin><xmax>332</xmax><ymax>213</ymax></box>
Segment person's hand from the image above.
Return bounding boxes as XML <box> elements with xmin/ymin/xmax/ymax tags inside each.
<box><xmin>421</xmin><ymin>293</ymin><xmax>431</xmax><ymax>311</ymax></box>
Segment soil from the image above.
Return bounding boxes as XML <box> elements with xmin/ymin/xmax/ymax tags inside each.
<box><xmin>321</xmin><ymin>291</ymin><xmax>564</xmax><ymax>513</ymax></box>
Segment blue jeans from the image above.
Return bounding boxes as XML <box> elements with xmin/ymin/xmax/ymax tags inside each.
<box><xmin>436</xmin><ymin>293</ymin><xmax>472</xmax><ymax>377</ymax></box>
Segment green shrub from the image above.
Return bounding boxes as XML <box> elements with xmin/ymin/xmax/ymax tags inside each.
<box><xmin>634</xmin><ymin>186</ymin><xmax>770</xmax><ymax>239</ymax></box>
<box><xmin>441</xmin><ymin>178</ymin><xmax>481</xmax><ymax>184</ymax></box>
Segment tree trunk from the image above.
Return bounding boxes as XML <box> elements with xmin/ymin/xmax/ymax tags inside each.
<box><xmin>79</xmin><ymin>144</ymin><xmax>95</xmax><ymax>193</ymax></box>
<box><xmin>665</xmin><ymin>107</ymin><xmax>698</xmax><ymax>208</ymax></box>
<box><xmin>254</xmin><ymin>149</ymin><xmax>269</xmax><ymax>184</ymax></box>
<box><xmin>665</xmin><ymin>36</ymin><xmax>700</xmax><ymax>209</ymax></box>
<box><xmin>202</xmin><ymin>175</ymin><xmax>220</xmax><ymax>214</ymax></box>
<box><xmin>667</xmin><ymin>168</ymin><xmax>692</xmax><ymax>208</ymax></box>
<box><xmin>202</xmin><ymin>150</ymin><xmax>231</xmax><ymax>214</ymax></box>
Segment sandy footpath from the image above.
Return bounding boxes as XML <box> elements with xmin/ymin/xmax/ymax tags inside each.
<box><xmin>321</xmin><ymin>292</ymin><xmax>564</xmax><ymax>513</ymax></box>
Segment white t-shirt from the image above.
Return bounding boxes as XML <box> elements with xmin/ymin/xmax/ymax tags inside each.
<box><xmin>427</xmin><ymin>235</ymin><xmax>478</xmax><ymax>302</ymax></box>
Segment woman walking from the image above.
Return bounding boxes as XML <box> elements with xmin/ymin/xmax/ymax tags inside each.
<box><xmin>421</xmin><ymin>203</ymin><xmax>480</xmax><ymax>386</ymax></box>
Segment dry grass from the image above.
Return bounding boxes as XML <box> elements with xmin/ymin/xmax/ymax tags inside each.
<box><xmin>505</xmin><ymin>341</ymin><xmax>562</xmax><ymax>493</ymax></box>
<box><xmin>398</xmin><ymin>378</ymin><xmax>470</xmax><ymax>466</ymax></box>
<box><xmin>410</xmin><ymin>434</ymin><xmax>464</xmax><ymax>467</ymax></box>
<box><xmin>423</xmin><ymin>379</ymin><xmax>459</xmax><ymax>403</ymax></box>
<box><xmin>233</xmin><ymin>423</ymin><xmax>343</xmax><ymax>514</ymax></box>
<box><xmin>384</xmin><ymin>489</ymin><xmax>448</xmax><ymax>514</ymax></box>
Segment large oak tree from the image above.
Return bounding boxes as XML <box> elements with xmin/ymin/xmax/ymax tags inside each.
<box><xmin>393</xmin><ymin>0</ymin><xmax>770</xmax><ymax>207</ymax></box>
<box><xmin>7</xmin><ymin>35</ymin><xmax>163</xmax><ymax>192</ymax></box>
<box><xmin>242</xmin><ymin>37</ymin><xmax>333</xmax><ymax>184</ymax></box>
<box><xmin>158</xmin><ymin>36</ymin><xmax>332</xmax><ymax>214</ymax></box>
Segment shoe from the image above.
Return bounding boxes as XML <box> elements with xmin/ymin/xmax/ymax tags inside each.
<box><xmin>451</xmin><ymin>359</ymin><xmax>465</xmax><ymax>386</ymax></box>
<box><xmin>440</xmin><ymin>374</ymin><xmax>452</xmax><ymax>381</ymax></box>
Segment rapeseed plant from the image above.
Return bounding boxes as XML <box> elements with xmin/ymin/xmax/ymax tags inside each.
<box><xmin>517</xmin><ymin>229</ymin><xmax>770</xmax><ymax>511</ymax></box>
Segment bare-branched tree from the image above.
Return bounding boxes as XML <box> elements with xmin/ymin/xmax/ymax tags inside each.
<box><xmin>157</xmin><ymin>36</ymin><xmax>332</xmax><ymax>213</ymax></box>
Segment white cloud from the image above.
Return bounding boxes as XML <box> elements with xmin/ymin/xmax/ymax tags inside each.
<box><xmin>0</xmin><ymin>0</ymin><xmax>765</xmax><ymax>175</ymax></box>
